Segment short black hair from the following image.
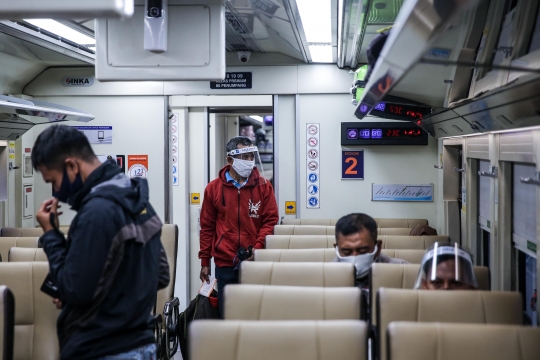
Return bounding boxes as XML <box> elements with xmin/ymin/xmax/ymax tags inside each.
<box><xmin>335</xmin><ymin>213</ymin><xmax>378</xmax><ymax>243</ymax></box>
<box><xmin>226</xmin><ymin>136</ymin><xmax>253</xmax><ymax>153</ymax></box>
<box><xmin>32</xmin><ymin>125</ymin><xmax>96</xmax><ymax>171</ymax></box>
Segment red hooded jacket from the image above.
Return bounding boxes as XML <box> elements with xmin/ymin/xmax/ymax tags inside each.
<box><xmin>199</xmin><ymin>165</ymin><xmax>279</xmax><ymax>267</ymax></box>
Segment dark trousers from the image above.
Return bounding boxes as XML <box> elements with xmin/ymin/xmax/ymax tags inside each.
<box><xmin>215</xmin><ymin>266</ymin><xmax>239</xmax><ymax>318</ymax></box>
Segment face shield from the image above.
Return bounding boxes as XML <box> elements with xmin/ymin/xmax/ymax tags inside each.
<box><xmin>227</xmin><ymin>145</ymin><xmax>266</xmax><ymax>179</ymax></box>
<box><xmin>414</xmin><ymin>243</ymin><xmax>478</xmax><ymax>290</ymax></box>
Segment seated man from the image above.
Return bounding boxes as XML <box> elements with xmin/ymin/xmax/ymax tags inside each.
<box><xmin>414</xmin><ymin>242</ymin><xmax>478</xmax><ymax>290</ymax></box>
<box><xmin>333</xmin><ymin>213</ymin><xmax>408</xmax><ymax>289</ymax></box>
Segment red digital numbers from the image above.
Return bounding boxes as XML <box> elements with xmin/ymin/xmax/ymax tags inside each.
<box><xmin>386</xmin><ymin>129</ymin><xmax>401</xmax><ymax>137</ymax></box>
<box><xmin>389</xmin><ymin>105</ymin><xmax>403</xmax><ymax>114</ymax></box>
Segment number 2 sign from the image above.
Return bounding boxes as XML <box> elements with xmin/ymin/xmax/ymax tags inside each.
<box><xmin>342</xmin><ymin>151</ymin><xmax>364</xmax><ymax>179</ymax></box>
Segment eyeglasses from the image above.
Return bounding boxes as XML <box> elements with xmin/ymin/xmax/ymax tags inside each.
<box><xmin>234</xmin><ymin>153</ymin><xmax>255</xmax><ymax>161</ymax></box>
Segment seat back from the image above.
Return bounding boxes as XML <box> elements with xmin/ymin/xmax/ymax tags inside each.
<box><xmin>224</xmin><ymin>285</ymin><xmax>363</xmax><ymax>320</ymax></box>
<box><xmin>376</xmin><ymin>289</ymin><xmax>522</xmax><ymax>360</ymax></box>
<box><xmin>190</xmin><ymin>320</ymin><xmax>367</xmax><ymax>360</ymax></box>
<box><xmin>240</xmin><ymin>262</ymin><xmax>355</xmax><ymax>287</ymax></box>
<box><xmin>375</xmin><ymin>219</ymin><xmax>428</xmax><ymax>228</ymax></box>
<box><xmin>281</xmin><ymin>219</ymin><xmax>336</xmax><ymax>226</ymax></box>
<box><xmin>380</xmin><ymin>235</ymin><xmax>450</xmax><ymax>249</ymax></box>
<box><xmin>155</xmin><ymin>224</ymin><xmax>178</xmax><ymax>314</ymax></box>
<box><xmin>266</xmin><ymin>235</ymin><xmax>335</xmax><ymax>249</ymax></box>
<box><xmin>0</xmin><ymin>285</ymin><xmax>15</xmax><ymax>360</ymax></box>
<box><xmin>273</xmin><ymin>226</ymin><xmax>334</xmax><ymax>236</ymax></box>
<box><xmin>254</xmin><ymin>248</ymin><xmax>336</xmax><ymax>262</ymax></box>
<box><xmin>379</xmin><ymin>250</ymin><xmax>425</xmax><ymax>264</ymax></box>
<box><xmin>0</xmin><ymin>228</ymin><xmax>43</xmax><ymax>238</ymax></box>
<box><xmin>370</xmin><ymin>264</ymin><xmax>491</xmax><ymax>325</ymax></box>
<box><xmin>0</xmin><ymin>238</ymin><xmax>39</xmax><ymax>263</ymax></box>
<box><xmin>378</xmin><ymin>228</ymin><xmax>412</xmax><ymax>236</ymax></box>
<box><xmin>8</xmin><ymin>248</ymin><xmax>47</xmax><ymax>262</ymax></box>
<box><xmin>0</xmin><ymin>262</ymin><xmax>60</xmax><ymax>360</ymax></box>
<box><xmin>387</xmin><ymin>322</ymin><xmax>540</xmax><ymax>360</ymax></box>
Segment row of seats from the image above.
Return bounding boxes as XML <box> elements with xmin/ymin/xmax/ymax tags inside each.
<box><xmin>254</xmin><ymin>248</ymin><xmax>427</xmax><ymax>264</ymax></box>
<box><xmin>281</xmin><ymin>218</ymin><xmax>428</xmax><ymax>228</ymax></box>
<box><xmin>266</xmin><ymin>234</ymin><xmax>450</xmax><ymax>250</ymax></box>
<box><xmin>274</xmin><ymin>225</ymin><xmax>414</xmax><ymax>236</ymax></box>
<box><xmin>191</xmin><ymin>321</ymin><xmax>540</xmax><ymax>360</ymax></box>
<box><xmin>0</xmin><ymin>224</ymin><xmax>178</xmax><ymax>360</ymax></box>
<box><xmin>0</xmin><ymin>226</ymin><xmax>69</xmax><ymax>237</ymax></box>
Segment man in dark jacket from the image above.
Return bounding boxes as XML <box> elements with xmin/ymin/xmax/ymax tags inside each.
<box><xmin>33</xmin><ymin>125</ymin><xmax>169</xmax><ymax>360</ymax></box>
<box><xmin>199</xmin><ymin>136</ymin><xmax>279</xmax><ymax>316</ymax></box>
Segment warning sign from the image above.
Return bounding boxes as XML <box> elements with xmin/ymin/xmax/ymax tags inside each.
<box><xmin>285</xmin><ymin>201</ymin><xmax>296</xmax><ymax>215</ymax></box>
<box><xmin>127</xmin><ymin>155</ymin><xmax>148</xmax><ymax>178</ymax></box>
<box><xmin>210</xmin><ymin>72</ymin><xmax>252</xmax><ymax>89</ymax></box>
<box><xmin>191</xmin><ymin>193</ymin><xmax>201</xmax><ymax>205</ymax></box>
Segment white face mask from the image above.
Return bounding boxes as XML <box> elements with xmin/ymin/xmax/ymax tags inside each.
<box><xmin>335</xmin><ymin>245</ymin><xmax>378</xmax><ymax>279</ymax></box>
<box><xmin>232</xmin><ymin>158</ymin><xmax>255</xmax><ymax>178</ymax></box>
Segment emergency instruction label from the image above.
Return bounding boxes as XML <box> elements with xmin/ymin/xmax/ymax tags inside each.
<box><xmin>210</xmin><ymin>72</ymin><xmax>252</xmax><ymax>89</ymax></box>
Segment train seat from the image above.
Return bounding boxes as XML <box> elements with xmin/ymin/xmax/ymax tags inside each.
<box><xmin>254</xmin><ymin>248</ymin><xmax>425</xmax><ymax>264</ymax></box>
<box><xmin>224</xmin><ymin>285</ymin><xmax>363</xmax><ymax>320</ymax></box>
<box><xmin>379</xmin><ymin>235</ymin><xmax>450</xmax><ymax>249</ymax></box>
<box><xmin>1</xmin><ymin>228</ymin><xmax>43</xmax><ymax>237</ymax></box>
<box><xmin>0</xmin><ymin>262</ymin><xmax>60</xmax><ymax>360</ymax></box>
<box><xmin>378</xmin><ymin>228</ymin><xmax>413</xmax><ymax>236</ymax></box>
<box><xmin>273</xmin><ymin>225</ymin><xmax>335</xmax><ymax>236</ymax></box>
<box><xmin>280</xmin><ymin>218</ymin><xmax>427</xmax><ymax>228</ymax></box>
<box><xmin>8</xmin><ymin>248</ymin><xmax>47</xmax><ymax>262</ymax></box>
<box><xmin>387</xmin><ymin>322</ymin><xmax>540</xmax><ymax>360</ymax></box>
<box><xmin>190</xmin><ymin>320</ymin><xmax>367</xmax><ymax>360</ymax></box>
<box><xmin>376</xmin><ymin>288</ymin><xmax>522</xmax><ymax>360</ymax></box>
<box><xmin>0</xmin><ymin>285</ymin><xmax>15</xmax><ymax>360</ymax></box>
<box><xmin>155</xmin><ymin>224</ymin><xmax>178</xmax><ymax>315</ymax></box>
<box><xmin>0</xmin><ymin>238</ymin><xmax>39</xmax><ymax>263</ymax></box>
<box><xmin>281</xmin><ymin>219</ymin><xmax>336</xmax><ymax>226</ymax></box>
<box><xmin>266</xmin><ymin>235</ymin><xmax>335</xmax><ymax>249</ymax></box>
<box><xmin>370</xmin><ymin>263</ymin><xmax>491</xmax><ymax>324</ymax></box>
<box><xmin>240</xmin><ymin>262</ymin><xmax>355</xmax><ymax>287</ymax></box>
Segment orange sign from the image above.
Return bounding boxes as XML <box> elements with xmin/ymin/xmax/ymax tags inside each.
<box><xmin>127</xmin><ymin>155</ymin><xmax>148</xmax><ymax>178</ymax></box>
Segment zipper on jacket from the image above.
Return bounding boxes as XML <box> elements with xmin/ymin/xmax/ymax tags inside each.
<box><xmin>237</xmin><ymin>189</ymin><xmax>241</xmax><ymax>249</ymax></box>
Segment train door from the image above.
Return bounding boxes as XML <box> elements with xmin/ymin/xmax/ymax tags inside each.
<box><xmin>442</xmin><ymin>142</ymin><xmax>463</xmax><ymax>244</ymax></box>
<box><xmin>512</xmin><ymin>163</ymin><xmax>537</xmax><ymax>325</ymax></box>
<box><xmin>477</xmin><ymin>160</ymin><xmax>492</xmax><ymax>267</ymax></box>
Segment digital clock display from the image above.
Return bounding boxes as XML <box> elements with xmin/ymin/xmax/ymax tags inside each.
<box><xmin>341</xmin><ymin>122</ymin><xmax>428</xmax><ymax>146</ymax></box>
<box><xmin>371</xmin><ymin>102</ymin><xmax>429</xmax><ymax>120</ymax></box>
<box><xmin>347</xmin><ymin>128</ymin><xmax>423</xmax><ymax>140</ymax></box>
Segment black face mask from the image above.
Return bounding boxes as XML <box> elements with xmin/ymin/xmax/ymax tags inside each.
<box><xmin>53</xmin><ymin>167</ymin><xmax>84</xmax><ymax>203</ymax></box>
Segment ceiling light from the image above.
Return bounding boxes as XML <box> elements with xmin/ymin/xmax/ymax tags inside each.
<box><xmin>250</xmin><ymin>115</ymin><xmax>264</xmax><ymax>122</ymax></box>
<box><xmin>296</xmin><ymin>0</ymin><xmax>332</xmax><ymax>43</ymax></box>
<box><xmin>24</xmin><ymin>19</ymin><xmax>95</xmax><ymax>46</ymax></box>
<box><xmin>309</xmin><ymin>45</ymin><xmax>333</xmax><ymax>63</ymax></box>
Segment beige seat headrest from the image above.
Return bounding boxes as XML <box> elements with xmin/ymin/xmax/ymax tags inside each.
<box><xmin>378</xmin><ymin>228</ymin><xmax>412</xmax><ymax>236</ymax></box>
<box><xmin>266</xmin><ymin>235</ymin><xmax>335</xmax><ymax>249</ymax></box>
<box><xmin>254</xmin><ymin>248</ymin><xmax>336</xmax><ymax>262</ymax></box>
<box><xmin>8</xmin><ymin>248</ymin><xmax>48</xmax><ymax>262</ymax></box>
<box><xmin>240</xmin><ymin>262</ymin><xmax>354</xmax><ymax>287</ymax></box>
<box><xmin>370</xmin><ymin>263</ymin><xmax>491</xmax><ymax>324</ymax></box>
<box><xmin>224</xmin><ymin>285</ymin><xmax>363</xmax><ymax>320</ymax></box>
<box><xmin>190</xmin><ymin>320</ymin><xmax>367</xmax><ymax>360</ymax></box>
<box><xmin>273</xmin><ymin>225</ymin><xmax>335</xmax><ymax>236</ymax></box>
<box><xmin>1</xmin><ymin>228</ymin><xmax>43</xmax><ymax>237</ymax></box>
<box><xmin>380</xmin><ymin>235</ymin><xmax>450</xmax><ymax>249</ymax></box>
<box><xmin>387</xmin><ymin>322</ymin><xmax>540</xmax><ymax>360</ymax></box>
<box><xmin>376</xmin><ymin>289</ymin><xmax>523</xmax><ymax>360</ymax></box>
<box><xmin>0</xmin><ymin>285</ymin><xmax>15</xmax><ymax>360</ymax></box>
<box><xmin>379</xmin><ymin>249</ymin><xmax>425</xmax><ymax>264</ymax></box>
<box><xmin>0</xmin><ymin>237</ymin><xmax>40</xmax><ymax>264</ymax></box>
<box><xmin>156</xmin><ymin>224</ymin><xmax>178</xmax><ymax>314</ymax></box>
<box><xmin>280</xmin><ymin>218</ymin><xmax>427</xmax><ymax>228</ymax></box>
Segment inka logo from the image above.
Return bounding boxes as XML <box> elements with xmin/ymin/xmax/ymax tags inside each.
<box><xmin>248</xmin><ymin>199</ymin><xmax>261</xmax><ymax>218</ymax></box>
<box><xmin>61</xmin><ymin>76</ymin><xmax>94</xmax><ymax>87</ymax></box>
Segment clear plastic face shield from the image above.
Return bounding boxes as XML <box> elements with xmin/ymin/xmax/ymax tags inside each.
<box><xmin>414</xmin><ymin>243</ymin><xmax>478</xmax><ymax>290</ymax></box>
<box><xmin>227</xmin><ymin>145</ymin><xmax>266</xmax><ymax>179</ymax></box>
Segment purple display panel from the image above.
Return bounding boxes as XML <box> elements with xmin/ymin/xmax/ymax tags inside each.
<box><xmin>374</xmin><ymin>102</ymin><xmax>386</xmax><ymax>111</ymax></box>
<box><xmin>359</xmin><ymin>129</ymin><xmax>370</xmax><ymax>139</ymax></box>
<box><xmin>342</xmin><ymin>150</ymin><xmax>364</xmax><ymax>179</ymax></box>
<box><xmin>347</xmin><ymin>128</ymin><xmax>358</xmax><ymax>139</ymax></box>
<box><xmin>371</xmin><ymin>129</ymin><xmax>383</xmax><ymax>139</ymax></box>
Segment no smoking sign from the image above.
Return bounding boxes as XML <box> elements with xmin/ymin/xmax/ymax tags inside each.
<box><xmin>306</xmin><ymin>123</ymin><xmax>320</xmax><ymax>209</ymax></box>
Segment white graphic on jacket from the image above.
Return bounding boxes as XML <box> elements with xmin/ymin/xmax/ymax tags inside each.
<box><xmin>248</xmin><ymin>199</ymin><xmax>261</xmax><ymax>218</ymax></box>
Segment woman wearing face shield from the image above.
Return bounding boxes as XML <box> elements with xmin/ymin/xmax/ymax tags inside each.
<box><xmin>414</xmin><ymin>242</ymin><xmax>478</xmax><ymax>290</ymax></box>
<box><xmin>333</xmin><ymin>213</ymin><xmax>409</xmax><ymax>290</ymax></box>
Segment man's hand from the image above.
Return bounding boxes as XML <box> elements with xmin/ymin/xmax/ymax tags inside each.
<box><xmin>36</xmin><ymin>198</ymin><xmax>62</xmax><ymax>233</ymax></box>
<box><xmin>200</xmin><ymin>266</ymin><xmax>210</xmax><ymax>283</ymax></box>
<box><xmin>52</xmin><ymin>298</ymin><xmax>62</xmax><ymax>310</ymax></box>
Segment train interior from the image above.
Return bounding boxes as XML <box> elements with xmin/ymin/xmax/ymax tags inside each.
<box><xmin>1</xmin><ymin>0</ymin><xmax>540</xmax><ymax>359</ymax></box>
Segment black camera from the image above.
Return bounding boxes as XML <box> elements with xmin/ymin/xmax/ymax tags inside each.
<box><xmin>147</xmin><ymin>0</ymin><xmax>163</xmax><ymax>18</ymax></box>
<box><xmin>236</xmin><ymin>246</ymin><xmax>253</xmax><ymax>261</ymax></box>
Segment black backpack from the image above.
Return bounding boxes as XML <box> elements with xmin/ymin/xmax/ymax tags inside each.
<box><xmin>178</xmin><ymin>290</ymin><xmax>220</xmax><ymax>360</ymax></box>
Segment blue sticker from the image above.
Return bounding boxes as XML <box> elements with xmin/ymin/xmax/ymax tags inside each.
<box><xmin>308</xmin><ymin>173</ymin><xmax>318</xmax><ymax>183</ymax></box>
<box><xmin>172</xmin><ymin>165</ymin><xmax>177</xmax><ymax>174</ymax></box>
<box><xmin>308</xmin><ymin>185</ymin><xmax>318</xmax><ymax>195</ymax></box>
<box><xmin>308</xmin><ymin>197</ymin><xmax>319</xmax><ymax>207</ymax></box>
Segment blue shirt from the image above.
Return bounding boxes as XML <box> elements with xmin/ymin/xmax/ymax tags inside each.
<box><xmin>226</xmin><ymin>171</ymin><xmax>248</xmax><ymax>189</ymax></box>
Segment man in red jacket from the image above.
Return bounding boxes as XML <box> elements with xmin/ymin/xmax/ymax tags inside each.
<box><xmin>199</xmin><ymin>136</ymin><xmax>279</xmax><ymax>316</ymax></box>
